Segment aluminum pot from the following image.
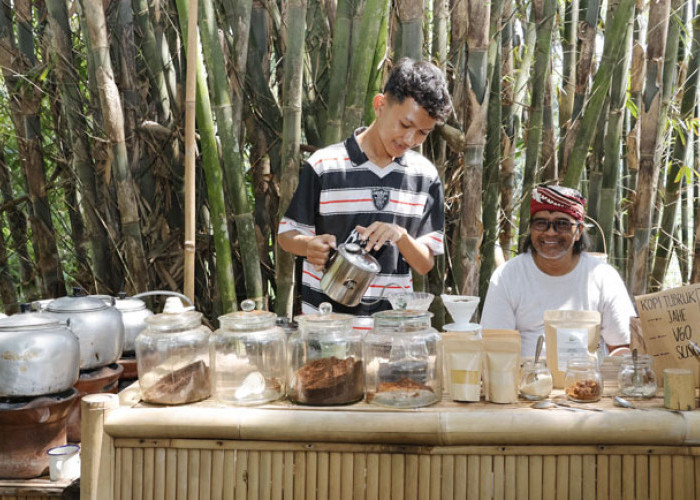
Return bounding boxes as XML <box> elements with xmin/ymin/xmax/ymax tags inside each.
<box><xmin>0</xmin><ymin>312</ymin><xmax>79</xmax><ymax>396</ymax></box>
<box><xmin>43</xmin><ymin>289</ymin><xmax>124</xmax><ymax>370</ymax></box>
<box><xmin>115</xmin><ymin>291</ymin><xmax>194</xmax><ymax>354</ymax></box>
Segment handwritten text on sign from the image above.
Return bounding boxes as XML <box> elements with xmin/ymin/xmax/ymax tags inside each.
<box><xmin>635</xmin><ymin>285</ymin><xmax>700</xmax><ymax>387</ymax></box>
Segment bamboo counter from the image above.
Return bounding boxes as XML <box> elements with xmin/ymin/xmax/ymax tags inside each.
<box><xmin>80</xmin><ymin>385</ymin><xmax>700</xmax><ymax>500</ymax></box>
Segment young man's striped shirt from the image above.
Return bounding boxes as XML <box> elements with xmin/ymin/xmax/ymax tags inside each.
<box><xmin>279</xmin><ymin>130</ymin><xmax>445</xmax><ymax>328</ymax></box>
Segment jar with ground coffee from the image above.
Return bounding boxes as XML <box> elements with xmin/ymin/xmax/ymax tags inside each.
<box><xmin>287</xmin><ymin>303</ymin><xmax>363</xmax><ymax>405</ymax></box>
<box><xmin>364</xmin><ymin>310</ymin><xmax>442</xmax><ymax>408</ymax></box>
<box><xmin>211</xmin><ymin>300</ymin><xmax>286</xmax><ymax>405</ymax></box>
<box><xmin>135</xmin><ymin>311</ymin><xmax>212</xmax><ymax>404</ymax></box>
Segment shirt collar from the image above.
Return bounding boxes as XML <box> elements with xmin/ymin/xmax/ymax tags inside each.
<box><xmin>345</xmin><ymin>128</ymin><xmax>407</xmax><ymax>167</ymax></box>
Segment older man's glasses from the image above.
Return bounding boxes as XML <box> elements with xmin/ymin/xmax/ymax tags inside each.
<box><xmin>530</xmin><ymin>218</ymin><xmax>579</xmax><ymax>233</ymax></box>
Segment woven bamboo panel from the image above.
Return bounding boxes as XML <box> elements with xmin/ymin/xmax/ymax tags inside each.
<box><xmin>1</xmin><ymin>497</ymin><xmax>57</xmax><ymax>500</ymax></box>
<box><xmin>109</xmin><ymin>440</ymin><xmax>700</xmax><ymax>500</ymax></box>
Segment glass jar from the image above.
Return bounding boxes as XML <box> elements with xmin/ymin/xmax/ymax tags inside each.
<box><xmin>287</xmin><ymin>303</ymin><xmax>363</xmax><ymax>405</ymax></box>
<box><xmin>564</xmin><ymin>357</ymin><xmax>602</xmax><ymax>403</ymax></box>
<box><xmin>519</xmin><ymin>360</ymin><xmax>553</xmax><ymax>401</ymax></box>
<box><xmin>211</xmin><ymin>300</ymin><xmax>286</xmax><ymax>405</ymax></box>
<box><xmin>364</xmin><ymin>309</ymin><xmax>442</xmax><ymax>408</ymax></box>
<box><xmin>135</xmin><ymin>311</ymin><xmax>212</xmax><ymax>404</ymax></box>
<box><xmin>617</xmin><ymin>354</ymin><xmax>657</xmax><ymax>399</ymax></box>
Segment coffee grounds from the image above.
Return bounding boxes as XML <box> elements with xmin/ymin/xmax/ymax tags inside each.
<box><xmin>142</xmin><ymin>360</ymin><xmax>211</xmax><ymax>404</ymax></box>
<box><xmin>290</xmin><ymin>356</ymin><xmax>363</xmax><ymax>405</ymax></box>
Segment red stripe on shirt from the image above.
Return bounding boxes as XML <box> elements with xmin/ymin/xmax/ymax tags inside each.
<box><xmin>429</xmin><ymin>235</ymin><xmax>443</xmax><ymax>242</ymax></box>
<box><xmin>302</xmin><ymin>270</ymin><xmax>321</xmax><ymax>281</ymax></box>
<box><xmin>320</xmin><ymin>198</ymin><xmax>372</xmax><ymax>205</ymax></box>
<box><xmin>313</xmin><ymin>157</ymin><xmax>350</xmax><ymax>167</ymax></box>
<box><xmin>389</xmin><ymin>198</ymin><xmax>424</xmax><ymax>207</ymax></box>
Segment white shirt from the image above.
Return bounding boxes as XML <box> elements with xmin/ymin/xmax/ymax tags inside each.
<box><xmin>480</xmin><ymin>251</ymin><xmax>635</xmax><ymax>358</ymax></box>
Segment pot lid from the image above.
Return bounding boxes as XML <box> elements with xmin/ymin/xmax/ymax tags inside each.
<box><xmin>46</xmin><ymin>295</ymin><xmax>110</xmax><ymax>313</ymax></box>
<box><xmin>0</xmin><ymin>312</ymin><xmax>62</xmax><ymax>330</ymax></box>
<box><xmin>338</xmin><ymin>243</ymin><xmax>381</xmax><ymax>273</ymax></box>
<box><xmin>115</xmin><ymin>293</ymin><xmax>147</xmax><ymax>312</ymax></box>
<box><xmin>219</xmin><ymin>299</ymin><xmax>276</xmax><ymax>330</ymax></box>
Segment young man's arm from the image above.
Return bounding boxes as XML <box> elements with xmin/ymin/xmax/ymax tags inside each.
<box><xmin>355</xmin><ymin>222</ymin><xmax>434</xmax><ymax>275</ymax></box>
<box><xmin>278</xmin><ymin>230</ymin><xmax>337</xmax><ymax>271</ymax></box>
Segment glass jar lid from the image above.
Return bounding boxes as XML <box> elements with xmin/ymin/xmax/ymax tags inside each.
<box><xmin>338</xmin><ymin>243</ymin><xmax>381</xmax><ymax>272</ymax></box>
<box><xmin>372</xmin><ymin>309</ymin><xmax>433</xmax><ymax>331</ymax></box>
<box><xmin>566</xmin><ymin>356</ymin><xmax>598</xmax><ymax>371</ymax></box>
<box><xmin>295</xmin><ymin>302</ymin><xmax>354</xmax><ymax>331</ymax></box>
<box><xmin>219</xmin><ymin>299</ymin><xmax>277</xmax><ymax>330</ymax></box>
<box><xmin>145</xmin><ymin>310</ymin><xmax>203</xmax><ymax>332</ymax></box>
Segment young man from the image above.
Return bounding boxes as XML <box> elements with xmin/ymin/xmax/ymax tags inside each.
<box><xmin>277</xmin><ymin>59</ymin><xmax>452</xmax><ymax>328</ymax></box>
<box><xmin>481</xmin><ymin>185</ymin><xmax>635</xmax><ymax>358</ymax></box>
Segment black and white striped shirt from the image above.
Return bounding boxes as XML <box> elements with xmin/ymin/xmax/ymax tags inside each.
<box><xmin>279</xmin><ymin>130</ymin><xmax>445</xmax><ymax>329</ymax></box>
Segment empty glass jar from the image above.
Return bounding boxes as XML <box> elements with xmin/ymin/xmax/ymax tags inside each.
<box><xmin>211</xmin><ymin>300</ymin><xmax>286</xmax><ymax>405</ymax></box>
<box><xmin>564</xmin><ymin>357</ymin><xmax>602</xmax><ymax>403</ymax></box>
<box><xmin>617</xmin><ymin>353</ymin><xmax>657</xmax><ymax>399</ymax></box>
<box><xmin>364</xmin><ymin>309</ymin><xmax>442</xmax><ymax>408</ymax></box>
<box><xmin>287</xmin><ymin>303</ymin><xmax>363</xmax><ymax>405</ymax></box>
<box><xmin>135</xmin><ymin>311</ymin><xmax>212</xmax><ymax>405</ymax></box>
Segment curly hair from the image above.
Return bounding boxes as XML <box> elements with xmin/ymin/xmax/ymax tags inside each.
<box><xmin>383</xmin><ymin>58</ymin><xmax>452</xmax><ymax>122</ymax></box>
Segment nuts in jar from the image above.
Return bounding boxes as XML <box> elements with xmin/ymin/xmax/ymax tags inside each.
<box><xmin>564</xmin><ymin>357</ymin><xmax>602</xmax><ymax>403</ymax></box>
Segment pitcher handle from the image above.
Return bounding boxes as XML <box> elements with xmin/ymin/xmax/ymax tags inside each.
<box><xmin>359</xmin><ymin>282</ymin><xmax>403</xmax><ymax>306</ymax></box>
<box><xmin>132</xmin><ymin>290</ymin><xmax>194</xmax><ymax>307</ymax></box>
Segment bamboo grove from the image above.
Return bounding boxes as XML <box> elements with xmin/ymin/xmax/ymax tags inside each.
<box><xmin>0</xmin><ymin>0</ymin><xmax>698</xmax><ymax>323</ymax></box>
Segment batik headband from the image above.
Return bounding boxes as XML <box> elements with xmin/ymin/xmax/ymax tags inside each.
<box><xmin>530</xmin><ymin>185</ymin><xmax>586</xmax><ymax>222</ymax></box>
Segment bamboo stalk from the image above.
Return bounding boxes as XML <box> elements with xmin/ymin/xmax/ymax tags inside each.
<box><xmin>651</xmin><ymin>1</ymin><xmax>698</xmax><ymax>290</ymax></box>
<box><xmin>562</xmin><ymin>0</ymin><xmax>637</xmax><ymax>188</ymax></box>
<box><xmin>542</xmin><ymin>456</ymin><xmax>555</xmax><ymax>500</ymax></box>
<box><xmin>199</xmin><ymin>450</ymin><xmax>212</xmax><ymax>500</ymax></box>
<box><xmin>324</xmin><ymin>0</ymin><xmax>353</xmax><ymax>144</ymax></box>
<box><xmin>260</xmin><ymin>451</ymin><xmax>272</xmax><ymax>500</ymax></box>
<box><xmin>569</xmin><ymin>454</ymin><xmax>582</xmax><ymax>500</ymax></box>
<box><xmin>165</xmin><ymin>449</ymin><xmax>177</xmax><ymax>500</ymax></box>
<box><xmin>317</xmin><ymin>451</ymin><xmax>329</xmax><ymax>498</ymax></box>
<box><xmin>609</xmin><ymin>455</ymin><xmax>622</xmax><ymax>499</ymax></box>
<box><xmin>342</xmin><ymin>452</ymin><xmax>354</xmax><ymax>500</ymax></box>
<box><xmin>556</xmin><ymin>455</ymin><xmax>568</xmax><ymax>499</ymax></box>
<box><xmin>441</xmin><ymin>454</ymin><xmax>454</xmax><ymax>499</ymax></box>
<box><xmin>480</xmin><ymin>455</ymin><xmax>493</xmax><ymax>500</ymax></box>
<box><xmin>417</xmin><ymin>455</ymin><xmax>430</xmax><ymax>500</ymax></box>
<box><xmin>582</xmin><ymin>455</ymin><xmax>596</xmax><ymax>500</ymax></box>
<box><xmin>211</xmin><ymin>450</ymin><xmax>224</xmax><ymax>500</ymax></box>
<box><xmin>176</xmin><ymin>0</ymin><xmax>238</xmax><ymax>311</ymax></box>
<box><xmin>405</xmin><ymin>454</ymin><xmax>419</xmax><ymax>500</ymax></box>
<box><xmin>236</xmin><ymin>450</ymin><xmax>249</xmax><ymax>500</ymax></box>
<box><xmin>394</xmin><ymin>0</ymin><xmax>423</xmax><ymax>61</ymax></box>
<box><xmin>597</xmin><ymin>454</ymin><xmax>609</xmax><ymax>500</ymax></box>
<box><xmin>626</xmin><ymin>0</ymin><xmax>672</xmax><ymax>294</ymax></box>
<box><xmin>517</xmin><ymin>0</ymin><xmax>555</xmax><ymax>243</ymax></box>
<box><xmin>276</xmin><ymin>0</ymin><xmax>308</xmax><ymax>316</ymax></box>
<box><xmin>635</xmin><ymin>455</ymin><xmax>649</xmax><ymax>500</ymax></box>
<box><xmin>202</xmin><ymin>0</ymin><xmax>263</xmax><ymax>307</ymax></box>
<box><xmin>467</xmin><ymin>455</ymin><xmax>479</xmax><ymax>499</ymax></box>
<box><xmin>182</xmin><ymin>0</ymin><xmax>198</xmax><ymax>302</ymax></box>
<box><xmin>622</xmin><ymin>455</ymin><xmax>634</xmax><ymax>500</ymax></box>
<box><xmin>271</xmin><ymin>451</ymin><xmax>283</xmax><ymax>500</ymax></box>
<box><xmin>81</xmin><ymin>394</ymin><xmax>119</xmax><ymax>500</ymax></box>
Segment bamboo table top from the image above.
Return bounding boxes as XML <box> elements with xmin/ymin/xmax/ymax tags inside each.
<box><xmin>101</xmin><ymin>383</ymin><xmax>700</xmax><ymax>447</ymax></box>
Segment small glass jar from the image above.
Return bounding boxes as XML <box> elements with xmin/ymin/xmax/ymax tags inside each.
<box><xmin>135</xmin><ymin>311</ymin><xmax>212</xmax><ymax>405</ymax></box>
<box><xmin>287</xmin><ymin>303</ymin><xmax>363</xmax><ymax>405</ymax></box>
<box><xmin>617</xmin><ymin>354</ymin><xmax>657</xmax><ymax>399</ymax></box>
<box><xmin>211</xmin><ymin>300</ymin><xmax>286</xmax><ymax>405</ymax></box>
<box><xmin>364</xmin><ymin>309</ymin><xmax>442</xmax><ymax>408</ymax></box>
<box><xmin>519</xmin><ymin>360</ymin><xmax>553</xmax><ymax>401</ymax></box>
<box><xmin>564</xmin><ymin>357</ymin><xmax>602</xmax><ymax>403</ymax></box>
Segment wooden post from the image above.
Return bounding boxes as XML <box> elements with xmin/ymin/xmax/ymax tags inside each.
<box><xmin>80</xmin><ymin>393</ymin><xmax>120</xmax><ymax>500</ymax></box>
<box><xmin>663</xmin><ymin>368</ymin><xmax>696</xmax><ymax>410</ymax></box>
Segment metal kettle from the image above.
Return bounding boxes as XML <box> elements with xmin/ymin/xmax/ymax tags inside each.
<box><xmin>320</xmin><ymin>231</ymin><xmax>394</xmax><ymax>307</ymax></box>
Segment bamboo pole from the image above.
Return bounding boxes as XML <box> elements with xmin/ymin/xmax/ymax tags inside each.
<box><xmin>275</xmin><ymin>0</ymin><xmax>308</xmax><ymax>316</ymax></box>
<box><xmin>651</xmin><ymin>0</ymin><xmax>698</xmax><ymax>290</ymax></box>
<box><xmin>81</xmin><ymin>393</ymin><xmax>120</xmax><ymax>500</ymax></box>
<box><xmin>183</xmin><ymin>0</ymin><xmax>198</xmax><ymax>303</ymax></box>
<box><xmin>626</xmin><ymin>0</ymin><xmax>672</xmax><ymax>294</ymax></box>
<box><xmin>562</xmin><ymin>0</ymin><xmax>637</xmax><ymax>188</ymax></box>
<box><xmin>517</xmin><ymin>0</ymin><xmax>555</xmax><ymax>243</ymax></box>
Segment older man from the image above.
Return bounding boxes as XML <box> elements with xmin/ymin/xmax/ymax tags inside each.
<box><xmin>481</xmin><ymin>185</ymin><xmax>635</xmax><ymax>358</ymax></box>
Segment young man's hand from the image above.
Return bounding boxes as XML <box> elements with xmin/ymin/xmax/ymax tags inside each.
<box><xmin>307</xmin><ymin>234</ymin><xmax>337</xmax><ymax>271</ymax></box>
<box><xmin>356</xmin><ymin>223</ymin><xmax>407</xmax><ymax>252</ymax></box>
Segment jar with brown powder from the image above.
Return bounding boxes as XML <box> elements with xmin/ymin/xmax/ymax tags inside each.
<box><xmin>287</xmin><ymin>303</ymin><xmax>363</xmax><ymax>405</ymax></box>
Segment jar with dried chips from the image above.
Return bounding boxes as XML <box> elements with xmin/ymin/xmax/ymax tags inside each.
<box><xmin>564</xmin><ymin>357</ymin><xmax>602</xmax><ymax>403</ymax></box>
<box><xmin>211</xmin><ymin>300</ymin><xmax>286</xmax><ymax>405</ymax></box>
